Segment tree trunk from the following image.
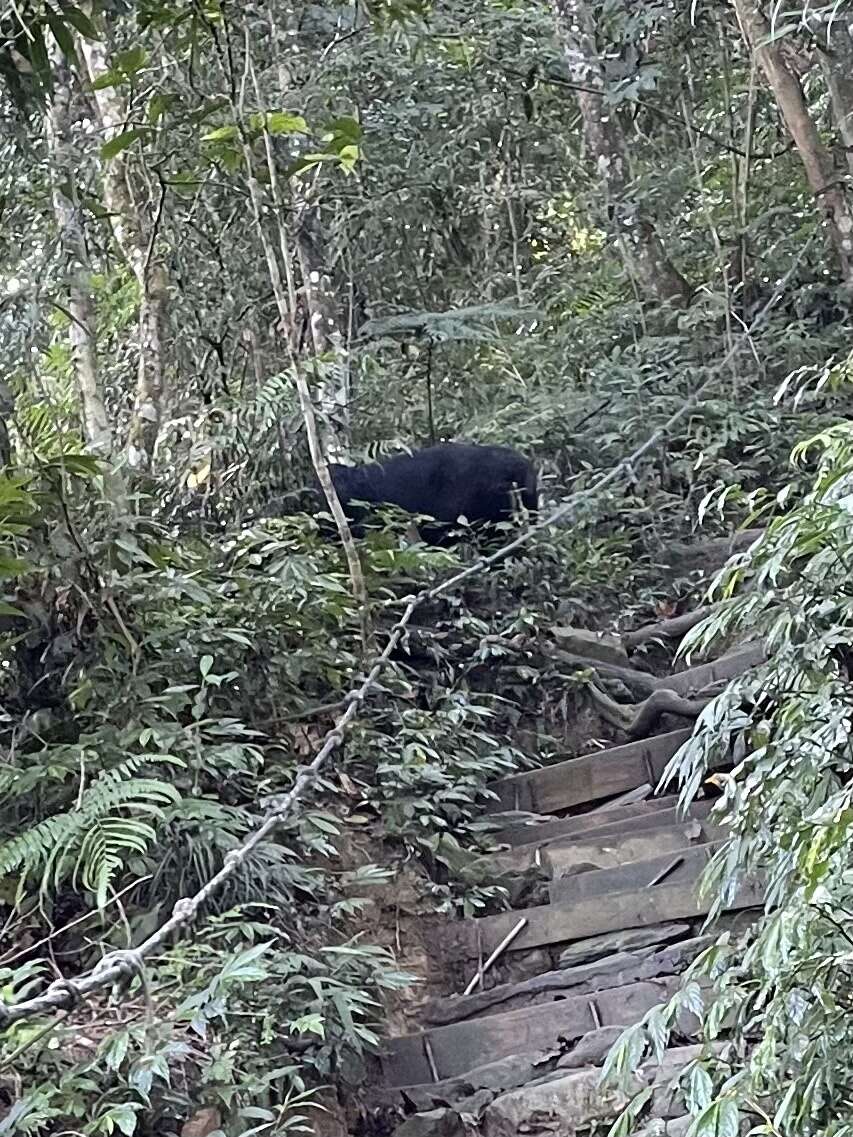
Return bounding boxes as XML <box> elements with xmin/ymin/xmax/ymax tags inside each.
<box><xmin>551</xmin><ymin>0</ymin><xmax>691</xmax><ymax>307</ymax></box>
<box><xmin>732</xmin><ymin>0</ymin><xmax>853</xmax><ymax>280</ymax></box>
<box><xmin>78</xmin><ymin>33</ymin><xmax>168</xmax><ymax>470</ymax></box>
<box><xmin>0</xmin><ymin>381</ymin><xmax>13</xmax><ymax>469</ymax></box>
<box><xmin>293</xmin><ymin>198</ymin><xmax>351</xmax><ymax>461</ymax></box>
<box><xmin>808</xmin><ymin>13</ymin><xmax>853</xmax><ymax>175</ymax></box>
<box><xmin>46</xmin><ymin>56</ymin><xmax>114</xmax><ymax>455</ymax></box>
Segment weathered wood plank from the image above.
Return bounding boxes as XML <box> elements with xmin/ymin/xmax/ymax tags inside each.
<box><xmin>487</xmin><ymin>730</ymin><xmax>693</xmax><ymax>816</ymax></box>
<box><xmin>491</xmin><ymin>795</ymin><xmax>686</xmax><ymax>846</ymax></box>
<box><xmin>442</xmin><ymin>877</ymin><xmax>765</xmax><ymax>964</ymax></box>
<box><xmin>422</xmin><ymin>935</ymin><xmax>711</xmax><ymax>1026</ymax></box>
<box><xmin>381</xmin><ymin>976</ymin><xmax>682</xmax><ymax>1087</ymax></box>
<box><xmin>544</xmin><ymin>822</ymin><xmax>724</xmax><ymax>879</ymax></box>
<box><xmin>597</xmin><ymin>783</ymin><xmax>652</xmax><ymax>809</ymax></box>
<box><xmin>472</xmin><ymin>816</ymin><xmax>721</xmax><ymax>880</ymax></box>
<box><xmin>549</xmin><ymin>842</ymin><xmax>722</xmax><ymax>904</ymax></box>
<box><xmin>495</xmin><ymin>798</ymin><xmax>714</xmax><ymax>850</ymax></box>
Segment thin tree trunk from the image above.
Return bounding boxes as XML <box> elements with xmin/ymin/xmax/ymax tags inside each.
<box><xmin>0</xmin><ymin>381</ymin><xmax>13</xmax><ymax>469</ymax></box>
<box><xmin>78</xmin><ymin>33</ymin><xmax>168</xmax><ymax>470</ymax></box>
<box><xmin>809</xmin><ymin>14</ymin><xmax>853</xmax><ymax>175</ymax></box>
<box><xmin>551</xmin><ymin>0</ymin><xmax>691</xmax><ymax>307</ymax></box>
<box><xmin>46</xmin><ymin>56</ymin><xmax>114</xmax><ymax>455</ymax></box>
<box><xmin>733</xmin><ymin>0</ymin><xmax>853</xmax><ymax>280</ymax></box>
<box><xmin>293</xmin><ymin>198</ymin><xmax>350</xmax><ymax>460</ymax></box>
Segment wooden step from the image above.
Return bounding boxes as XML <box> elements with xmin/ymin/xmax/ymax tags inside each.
<box><xmin>422</xmin><ymin>934</ymin><xmax>710</xmax><ymax>1026</ymax></box>
<box><xmin>487</xmin><ymin>729</ymin><xmax>693</xmax><ymax>815</ymax></box>
<box><xmin>549</xmin><ymin>841</ymin><xmax>722</xmax><ymax>904</ymax></box>
<box><xmin>479</xmin><ymin>818</ymin><xmax>723</xmax><ymax>880</ymax></box>
<box><xmin>491</xmin><ymin>794</ymin><xmax>685</xmax><ymax>846</ymax></box>
<box><xmin>493</xmin><ymin>799</ymin><xmax>716</xmax><ymax>858</ymax></box>
<box><xmin>442</xmin><ymin>876</ymin><xmax>764</xmax><ymax>965</ymax></box>
<box><xmin>380</xmin><ymin>975</ymin><xmax>682</xmax><ymax>1087</ymax></box>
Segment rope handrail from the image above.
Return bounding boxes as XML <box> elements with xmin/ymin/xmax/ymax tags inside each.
<box><xmin>0</xmin><ymin>246</ymin><xmax>809</xmax><ymax>1027</ymax></box>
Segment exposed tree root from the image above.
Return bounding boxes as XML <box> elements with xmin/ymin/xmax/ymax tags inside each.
<box><xmin>551</xmin><ymin>649</ymin><xmax>658</xmax><ymax>697</ymax></box>
<box><xmin>588</xmin><ymin>679</ymin><xmax>727</xmax><ymax>739</ymax></box>
<box><xmin>622</xmin><ymin>605</ymin><xmax>715</xmax><ymax>651</ymax></box>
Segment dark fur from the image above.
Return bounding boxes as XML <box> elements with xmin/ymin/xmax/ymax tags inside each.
<box><xmin>315</xmin><ymin>443</ymin><xmax>538</xmax><ymax>545</ymax></box>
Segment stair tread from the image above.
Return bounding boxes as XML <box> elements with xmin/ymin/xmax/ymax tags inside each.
<box><xmin>474</xmin><ymin>817</ymin><xmax>723</xmax><ymax>879</ymax></box>
<box><xmin>493</xmin><ymin>798</ymin><xmax>715</xmax><ymax>850</ymax></box>
<box><xmin>488</xmin><ymin>729</ymin><xmax>694</xmax><ymax>815</ymax></box>
<box><xmin>381</xmin><ymin>974</ymin><xmax>684</xmax><ymax>1087</ymax></box>
<box><xmin>441</xmin><ymin>876</ymin><xmax>763</xmax><ymax>964</ymax></box>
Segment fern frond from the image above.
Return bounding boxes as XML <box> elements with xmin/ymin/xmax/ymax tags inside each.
<box><xmin>0</xmin><ymin>769</ymin><xmax>179</xmax><ymax>907</ymax></box>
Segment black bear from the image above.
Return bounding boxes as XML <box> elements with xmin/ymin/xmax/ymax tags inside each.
<box><xmin>315</xmin><ymin>442</ymin><xmax>538</xmax><ymax>546</ymax></box>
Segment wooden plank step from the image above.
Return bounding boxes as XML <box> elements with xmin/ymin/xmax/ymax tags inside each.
<box><xmin>442</xmin><ymin>877</ymin><xmax>765</xmax><ymax>964</ymax></box>
<box><xmin>422</xmin><ymin>934</ymin><xmax>710</xmax><ymax>1026</ymax></box>
<box><xmin>491</xmin><ymin>794</ymin><xmax>684</xmax><ymax>846</ymax></box>
<box><xmin>549</xmin><ymin>841</ymin><xmax>722</xmax><ymax>904</ymax></box>
<box><xmin>662</xmin><ymin>642</ymin><xmax>764</xmax><ymax>696</ymax></box>
<box><xmin>493</xmin><ymin>799</ymin><xmax>715</xmax><ymax>855</ymax></box>
<box><xmin>487</xmin><ymin>729</ymin><xmax>693</xmax><ymax>816</ymax></box>
<box><xmin>478</xmin><ymin>818</ymin><xmax>723</xmax><ymax>880</ymax></box>
<box><xmin>380</xmin><ymin>975</ymin><xmax>682</xmax><ymax>1087</ymax></box>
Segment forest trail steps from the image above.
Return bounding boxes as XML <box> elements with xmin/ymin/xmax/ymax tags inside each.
<box><xmin>373</xmin><ymin>627</ymin><xmax>763</xmax><ymax>1135</ymax></box>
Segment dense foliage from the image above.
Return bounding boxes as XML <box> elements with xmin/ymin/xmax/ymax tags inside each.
<box><xmin>3</xmin><ymin>0</ymin><xmax>853</xmax><ymax>1133</ymax></box>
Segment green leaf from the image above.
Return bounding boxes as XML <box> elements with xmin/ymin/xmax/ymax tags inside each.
<box><xmin>685</xmin><ymin>1063</ymin><xmax>714</xmax><ymax>1114</ymax></box>
<box><xmin>29</xmin><ymin>26</ymin><xmax>52</xmax><ymax>96</ymax></box>
<box><xmin>202</xmin><ymin>124</ymin><xmax>238</xmax><ymax>143</ymax></box>
<box><xmin>46</xmin><ymin>453</ymin><xmax>102</xmax><ymax>476</ymax></box>
<box><xmin>91</xmin><ymin>68</ymin><xmax>125</xmax><ymax>91</ymax></box>
<box><xmin>306</xmin><ymin>813</ymin><xmax>341</xmax><ymax>836</ymax></box>
<box><xmin>290</xmin><ymin>1013</ymin><xmax>325</xmax><ymax>1038</ymax></box>
<box><xmin>103</xmin><ymin>1029</ymin><xmax>131</xmax><ymax>1072</ymax></box>
<box><xmin>324</xmin><ymin>116</ymin><xmax>363</xmax><ymax>145</ymax></box>
<box><xmin>115</xmin><ymin>47</ymin><xmax>148</xmax><ymax>75</ymax></box>
<box><xmin>147</xmin><ymin>93</ymin><xmax>174</xmax><ymax>124</ymax></box>
<box><xmin>58</xmin><ymin>4</ymin><xmax>102</xmax><ymax>39</ymax></box>
<box><xmin>105</xmin><ymin>1104</ymin><xmax>139</xmax><ymax>1136</ymax></box>
<box><xmin>0</xmin><ymin>601</ymin><xmax>25</xmax><ymax>617</ymax></box>
<box><xmin>255</xmin><ymin>111</ymin><xmax>309</xmax><ymax>135</ymax></box>
<box><xmin>45</xmin><ymin>10</ymin><xmax>78</xmax><ymax>60</ymax></box>
<box><xmin>267</xmin><ymin>111</ymin><xmax>309</xmax><ymax>134</ymax></box>
<box><xmin>100</xmin><ymin>129</ymin><xmax>145</xmax><ymax>160</ymax></box>
<box><xmin>687</xmin><ymin>1099</ymin><xmax>739</xmax><ymax>1137</ymax></box>
<box><xmin>0</xmin><ymin>556</ymin><xmax>27</xmax><ymax>580</ymax></box>
<box><xmin>200</xmin><ymin>655</ymin><xmax>214</xmax><ymax>678</ymax></box>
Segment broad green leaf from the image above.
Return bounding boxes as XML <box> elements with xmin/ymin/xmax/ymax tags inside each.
<box><xmin>147</xmin><ymin>93</ymin><xmax>174</xmax><ymax>123</ymax></box>
<box><xmin>290</xmin><ymin>1013</ymin><xmax>325</xmax><ymax>1037</ymax></box>
<box><xmin>91</xmin><ymin>68</ymin><xmax>125</xmax><ymax>90</ymax></box>
<box><xmin>254</xmin><ymin>111</ymin><xmax>308</xmax><ymax>135</ymax></box>
<box><xmin>45</xmin><ymin>11</ymin><xmax>78</xmax><ymax>60</ymax></box>
<box><xmin>687</xmin><ymin>1099</ymin><xmax>739</xmax><ymax>1137</ymax></box>
<box><xmin>323</xmin><ymin>116</ymin><xmax>362</xmax><ymax>145</ymax></box>
<box><xmin>59</xmin><ymin>4</ymin><xmax>102</xmax><ymax>39</ymax></box>
<box><xmin>202</xmin><ymin>125</ymin><xmax>238</xmax><ymax>143</ymax></box>
<box><xmin>0</xmin><ymin>557</ymin><xmax>27</xmax><ymax>579</ymax></box>
<box><xmin>29</xmin><ymin>26</ymin><xmax>52</xmax><ymax>95</ymax></box>
<box><xmin>101</xmin><ymin>129</ymin><xmax>145</xmax><ymax>160</ymax></box>
<box><xmin>115</xmin><ymin>47</ymin><xmax>148</xmax><ymax>75</ymax></box>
